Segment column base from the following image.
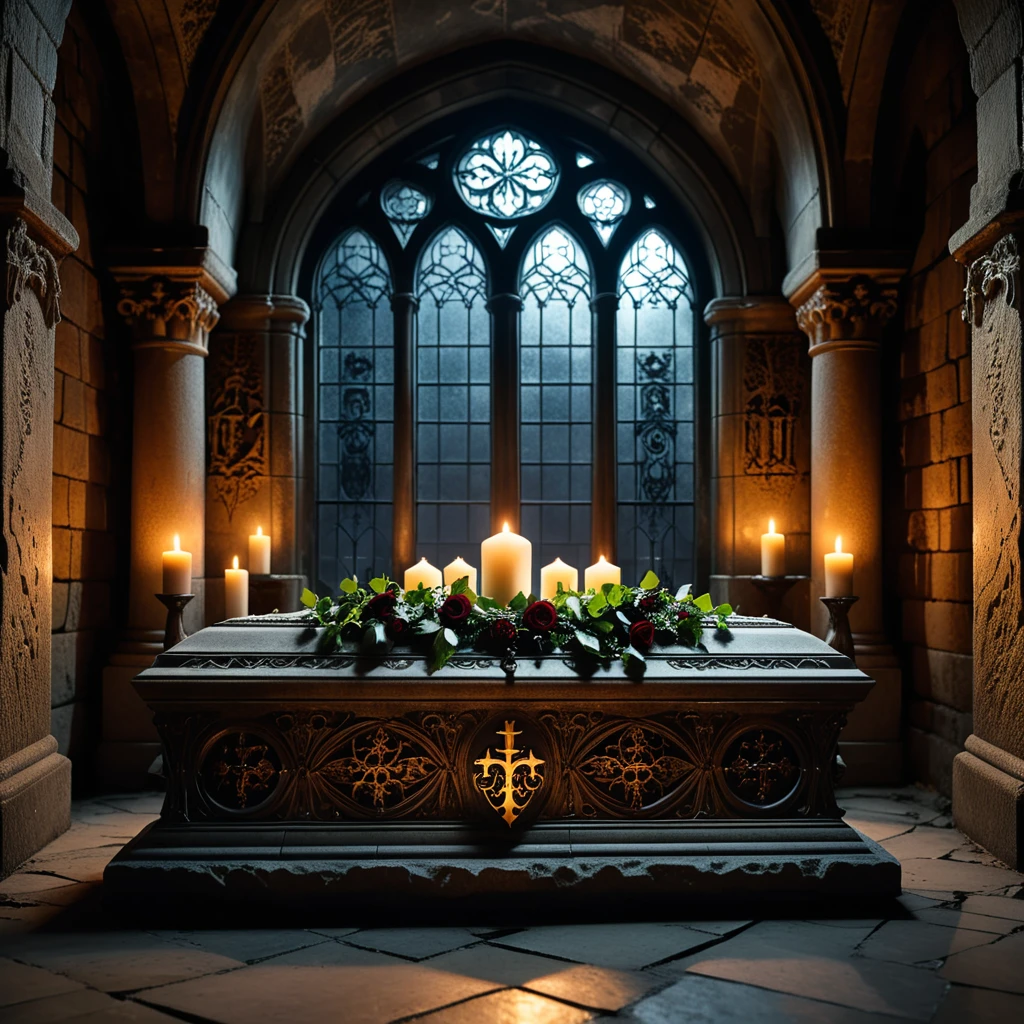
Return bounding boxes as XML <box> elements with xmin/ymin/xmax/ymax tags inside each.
<box><xmin>0</xmin><ymin>736</ymin><xmax>71</xmax><ymax>877</ymax></box>
<box><xmin>953</xmin><ymin>736</ymin><xmax>1024</xmax><ymax>870</ymax></box>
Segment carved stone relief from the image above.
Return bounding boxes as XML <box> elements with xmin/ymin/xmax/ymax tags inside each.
<box><xmin>742</xmin><ymin>336</ymin><xmax>803</xmax><ymax>476</ymax></box>
<box><xmin>964</xmin><ymin>233</ymin><xmax>1018</xmax><ymax>329</ymax></box>
<box><xmin>6</xmin><ymin>218</ymin><xmax>61</xmax><ymax>329</ymax></box>
<box><xmin>795</xmin><ymin>275</ymin><xmax>899</xmax><ymax>342</ymax></box>
<box><xmin>207</xmin><ymin>336</ymin><xmax>266</xmax><ymax>520</ymax></box>
<box><xmin>177</xmin><ymin>0</ymin><xmax>220</xmax><ymax>70</ymax></box>
<box><xmin>116</xmin><ymin>277</ymin><xmax>220</xmax><ymax>350</ymax></box>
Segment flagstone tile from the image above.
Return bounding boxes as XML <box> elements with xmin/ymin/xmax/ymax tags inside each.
<box><xmin>0</xmin><ymin>957</ymin><xmax>85</xmax><ymax>1007</ymax></box>
<box><xmin>896</xmin><ymin>892</ymin><xmax>947</xmax><ymax>913</ymax></box>
<box><xmin>495</xmin><ymin>923</ymin><xmax>716</xmax><ymax>969</ymax></box>
<box><xmin>680</xmin><ymin>920</ymin><xmax>752</xmax><ymax>936</ymax></box>
<box><xmin>1</xmin><ymin>988</ymin><xmax>113</xmax><ymax>1023</ymax></box>
<box><xmin>0</xmin><ymin>930</ymin><xmax>244</xmax><ymax>993</ymax></box>
<box><xmin>881</xmin><ymin>826</ymin><xmax>974</xmax><ymax>861</ymax></box>
<box><xmin>911</xmin><ymin>906</ymin><xmax>1020</xmax><ymax>934</ymax></box>
<box><xmin>526</xmin><ymin>962</ymin><xmax>659</xmax><ymax>1012</ymax></box>
<box><xmin>631</xmin><ymin>972</ymin><xmax>907</xmax><ymax>1024</ymax></box>
<box><xmin>412</xmin><ymin>988</ymin><xmax>595</xmax><ymax>1023</ymax></box>
<box><xmin>305</xmin><ymin>926</ymin><xmax>360</xmax><ymax>939</ymax></box>
<box><xmin>941</xmin><ymin>931</ymin><xmax>1024</xmax><ymax>993</ymax></box>
<box><xmin>856</xmin><ymin>919</ymin><xmax>995</xmax><ymax>965</ymax></box>
<box><xmin>431</xmin><ymin>944</ymin><xmax>583</xmax><ymax>986</ymax></box>
<box><xmin>155</xmin><ymin>928</ymin><xmax>331</xmax><ymax>963</ymax></box>
<box><xmin>899</xmin><ymin>856</ymin><xmax>1024</xmax><ymax>893</ymax></box>
<box><xmin>676</xmin><ymin>921</ymin><xmax>946</xmax><ymax>1020</ymax></box>
<box><xmin>932</xmin><ymin>983</ymin><xmax>1024</xmax><ymax>1023</ymax></box>
<box><xmin>959</xmin><ymin>893</ymin><xmax>1024</xmax><ymax>922</ymax></box>
<box><xmin>844</xmin><ymin>816</ymin><xmax>913</xmax><ymax>843</ymax></box>
<box><xmin>139</xmin><ymin>942</ymin><xmax>499</xmax><ymax>1023</ymax></box>
<box><xmin>92</xmin><ymin>795</ymin><xmax>164</xmax><ymax>815</ymax></box>
<box><xmin>342</xmin><ymin>926</ymin><xmax>480</xmax><ymax>960</ymax></box>
<box><xmin>0</xmin><ymin>871</ymin><xmax>82</xmax><ymax>896</ymax></box>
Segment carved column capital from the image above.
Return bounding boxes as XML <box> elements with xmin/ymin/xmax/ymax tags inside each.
<box><xmin>793</xmin><ymin>275</ymin><xmax>900</xmax><ymax>350</ymax></box>
<box><xmin>963</xmin><ymin>232</ymin><xmax>1019</xmax><ymax>328</ymax></box>
<box><xmin>5</xmin><ymin>217</ymin><xmax>62</xmax><ymax>328</ymax></box>
<box><xmin>114</xmin><ymin>277</ymin><xmax>220</xmax><ymax>356</ymax></box>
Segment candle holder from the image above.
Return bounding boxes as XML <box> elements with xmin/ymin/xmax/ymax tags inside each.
<box><xmin>155</xmin><ymin>593</ymin><xmax>194</xmax><ymax>651</ymax></box>
<box><xmin>750</xmin><ymin>575</ymin><xmax>808</xmax><ymax>621</ymax></box>
<box><xmin>820</xmin><ymin>595</ymin><xmax>858</xmax><ymax>662</ymax></box>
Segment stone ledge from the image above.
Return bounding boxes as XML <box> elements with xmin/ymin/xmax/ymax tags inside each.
<box><xmin>953</xmin><ymin>746</ymin><xmax>1024</xmax><ymax>869</ymax></box>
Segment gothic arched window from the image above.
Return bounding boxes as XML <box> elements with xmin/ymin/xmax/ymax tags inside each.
<box><xmin>315</xmin><ymin>229</ymin><xmax>394</xmax><ymax>589</ymax></box>
<box><xmin>312</xmin><ymin>117</ymin><xmax>701</xmax><ymax>594</ymax></box>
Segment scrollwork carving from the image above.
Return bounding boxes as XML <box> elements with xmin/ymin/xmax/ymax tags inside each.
<box><xmin>964</xmin><ymin>233</ymin><xmax>1019</xmax><ymax>328</ymax></box>
<box><xmin>6</xmin><ymin>218</ymin><xmax>61</xmax><ymax>327</ymax></box>
<box><xmin>795</xmin><ymin>275</ymin><xmax>898</xmax><ymax>342</ymax></box>
<box><xmin>117</xmin><ymin>277</ymin><xmax>219</xmax><ymax>351</ymax></box>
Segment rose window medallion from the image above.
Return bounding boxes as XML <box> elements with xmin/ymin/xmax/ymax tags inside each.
<box><xmin>454</xmin><ymin>129</ymin><xmax>559</xmax><ymax>219</ymax></box>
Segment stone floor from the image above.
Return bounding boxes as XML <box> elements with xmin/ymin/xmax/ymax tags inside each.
<box><xmin>1</xmin><ymin>788</ymin><xmax>1023</xmax><ymax>1023</ymax></box>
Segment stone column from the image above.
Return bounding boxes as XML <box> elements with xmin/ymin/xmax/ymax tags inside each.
<box><xmin>205</xmin><ymin>294</ymin><xmax>309</xmax><ymax>619</ymax></box>
<box><xmin>99</xmin><ymin>252</ymin><xmax>231</xmax><ymax>787</ymax></box>
<box><xmin>704</xmin><ymin>297</ymin><xmax>811</xmax><ymax>630</ymax></box>
<box><xmin>789</xmin><ymin>263</ymin><xmax>905</xmax><ymax>783</ymax></box>
<box><xmin>0</xmin><ymin>0</ymin><xmax>77</xmax><ymax>877</ymax></box>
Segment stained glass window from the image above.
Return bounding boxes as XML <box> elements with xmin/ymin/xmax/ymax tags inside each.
<box><xmin>577</xmin><ymin>179</ymin><xmax>630</xmax><ymax>245</ymax></box>
<box><xmin>616</xmin><ymin>229</ymin><xmax>694</xmax><ymax>591</ymax></box>
<box><xmin>520</xmin><ymin>227</ymin><xmax>592</xmax><ymax>580</ymax></box>
<box><xmin>380</xmin><ymin>181</ymin><xmax>431</xmax><ymax>248</ymax></box>
<box><xmin>454</xmin><ymin>129</ymin><xmax>559</xmax><ymax>219</ymax></box>
<box><xmin>316</xmin><ymin>229</ymin><xmax>394</xmax><ymax>589</ymax></box>
<box><xmin>486</xmin><ymin>224</ymin><xmax>516</xmax><ymax>249</ymax></box>
<box><xmin>576</xmin><ymin>153</ymin><xmax>595</xmax><ymax>168</ymax></box>
<box><xmin>415</xmin><ymin>227</ymin><xmax>491</xmax><ymax>570</ymax></box>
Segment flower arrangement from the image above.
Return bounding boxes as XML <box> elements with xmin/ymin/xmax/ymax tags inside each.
<box><xmin>301</xmin><ymin>571</ymin><xmax>732</xmax><ymax>674</ymax></box>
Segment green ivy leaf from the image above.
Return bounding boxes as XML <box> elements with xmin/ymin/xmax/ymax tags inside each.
<box><xmin>476</xmin><ymin>595</ymin><xmax>500</xmax><ymax>611</ymax></box>
<box><xmin>607</xmin><ymin>584</ymin><xmax>625</xmax><ymax>607</ymax></box>
<box><xmin>300</xmin><ymin>588</ymin><xmax>317</xmax><ymax>609</ymax></box>
<box><xmin>587</xmin><ymin>592</ymin><xmax>607</xmax><ymax>616</ymax></box>
<box><xmin>369</xmin><ymin>576</ymin><xmax>388</xmax><ymax>594</ymax></box>
<box><xmin>715</xmin><ymin>603</ymin><xmax>734</xmax><ymax>617</ymax></box>
<box><xmin>432</xmin><ymin>627</ymin><xmax>457</xmax><ymax>671</ymax></box>
<box><xmin>639</xmin><ymin>570</ymin><xmax>660</xmax><ymax>591</ymax></box>
<box><xmin>315</xmin><ymin>596</ymin><xmax>333</xmax><ymax>617</ymax></box>
<box><xmin>509</xmin><ymin>592</ymin><xmax>528</xmax><ymax>612</ymax></box>
<box><xmin>694</xmin><ymin>593</ymin><xmax>713</xmax><ymax>614</ymax></box>
<box><xmin>340</xmin><ymin>577</ymin><xmax>358</xmax><ymax>595</ymax></box>
<box><xmin>450</xmin><ymin>576</ymin><xmax>469</xmax><ymax>595</ymax></box>
<box><xmin>575</xmin><ymin>629</ymin><xmax>600</xmax><ymax>653</ymax></box>
<box><xmin>594</xmin><ymin>619</ymin><xmax>614</xmax><ymax>633</ymax></box>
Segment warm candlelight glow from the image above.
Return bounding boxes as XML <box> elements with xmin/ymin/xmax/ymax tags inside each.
<box><xmin>835</xmin><ymin>535</ymin><xmax>842</xmax><ymax>553</ymax></box>
<box><xmin>824</xmin><ymin>535</ymin><xmax>854</xmax><ymax>597</ymax></box>
<box><xmin>444</xmin><ymin>556</ymin><xmax>477</xmax><ymax>591</ymax></box>
<box><xmin>481</xmin><ymin>525</ymin><xmax>532</xmax><ymax>605</ymax></box>
<box><xmin>233</xmin><ymin>555</ymin><xmax>239</xmax><ymax>570</ymax></box>
<box><xmin>584</xmin><ymin>555</ymin><xmax>621</xmax><ymax>591</ymax></box>
<box><xmin>761</xmin><ymin>519</ymin><xmax>786</xmax><ymax>577</ymax></box>
<box><xmin>405</xmin><ymin>557</ymin><xmax>443</xmax><ymax>590</ymax></box>
<box><xmin>225</xmin><ymin>555</ymin><xmax>249</xmax><ymax>618</ymax></box>
<box><xmin>249</xmin><ymin>524</ymin><xmax>271</xmax><ymax>574</ymax></box>
<box><xmin>173</xmin><ymin>534</ymin><xmax>181</xmax><ymax>551</ymax></box>
<box><xmin>540</xmin><ymin>557</ymin><xmax>578</xmax><ymax>599</ymax></box>
<box><xmin>257</xmin><ymin>525</ymin><xmax>263</xmax><ymax>536</ymax></box>
<box><xmin>502</xmin><ymin>523</ymin><xmax>510</xmax><ymax>533</ymax></box>
<box><xmin>162</xmin><ymin>534</ymin><xmax>192</xmax><ymax>594</ymax></box>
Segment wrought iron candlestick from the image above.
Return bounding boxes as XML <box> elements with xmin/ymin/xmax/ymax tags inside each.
<box><xmin>156</xmin><ymin>593</ymin><xmax>194</xmax><ymax>651</ymax></box>
<box><xmin>820</xmin><ymin>595</ymin><xmax>858</xmax><ymax>662</ymax></box>
<box><xmin>750</xmin><ymin>575</ymin><xmax>807</xmax><ymax>622</ymax></box>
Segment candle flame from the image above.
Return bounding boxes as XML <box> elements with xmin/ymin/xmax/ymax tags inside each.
<box><xmin>420</xmin><ymin>556</ymin><xmax>428</xmax><ymax>563</ymax></box>
<box><xmin>770</xmin><ymin>518</ymin><xmax>777</xmax><ymax>533</ymax></box>
<box><xmin>598</xmin><ymin>555</ymin><xmax>606</xmax><ymax>564</ymax></box>
<box><xmin>173</xmin><ymin>534</ymin><xmax>181</xmax><ymax>552</ymax></box>
<box><xmin>256</xmin><ymin>525</ymin><xmax>263</xmax><ymax>537</ymax></box>
<box><xmin>232</xmin><ymin>555</ymin><xmax>239</xmax><ymax>570</ymax></box>
<box><xmin>835</xmin><ymin>536</ymin><xmax>843</xmax><ymax>554</ymax></box>
<box><xmin>502</xmin><ymin>522</ymin><xmax>510</xmax><ymax>533</ymax></box>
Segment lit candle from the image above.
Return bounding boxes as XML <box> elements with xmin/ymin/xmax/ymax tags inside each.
<box><xmin>540</xmin><ymin>557</ymin><xmax>578</xmax><ymax>599</ymax></box>
<box><xmin>480</xmin><ymin>523</ymin><xmax>532</xmax><ymax>606</ymax></box>
<box><xmin>443</xmin><ymin>556</ymin><xmax>477</xmax><ymax>592</ymax></box>
<box><xmin>224</xmin><ymin>556</ymin><xmax>249</xmax><ymax>618</ymax></box>
<box><xmin>824</xmin><ymin>536</ymin><xmax>854</xmax><ymax>597</ymax></box>
<box><xmin>249</xmin><ymin>525</ymin><xmax>271</xmax><ymax>575</ymax></box>
<box><xmin>405</xmin><ymin>557</ymin><xmax>443</xmax><ymax>591</ymax></box>
<box><xmin>161</xmin><ymin>534</ymin><xmax>191</xmax><ymax>595</ymax></box>
<box><xmin>584</xmin><ymin>555</ymin><xmax>620</xmax><ymax>592</ymax></box>
<box><xmin>761</xmin><ymin>519</ymin><xmax>786</xmax><ymax>577</ymax></box>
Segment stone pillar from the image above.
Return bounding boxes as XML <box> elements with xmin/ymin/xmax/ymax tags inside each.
<box><xmin>704</xmin><ymin>297</ymin><xmax>811</xmax><ymax>630</ymax></box>
<box><xmin>0</xmin><ymin>0</ymin><xmax>77</xmax><ymax>877</ymax></box>
<box><xmin>205</xmin><ymin>294</ymin><xmax>309</xmax><ymax>620</ymax></box>
<box><xmin>99</xmin><ymin>252</ymin><xmax>231</xmax><ymax>787</ymax></box>
<box><xmin>789</xmin><ymin>262</ymin><xmax>905</xmax><ymax>783</ymax></box>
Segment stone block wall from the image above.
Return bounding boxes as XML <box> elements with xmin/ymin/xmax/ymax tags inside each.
<box><xmin>48</xmin><ymin>10</ymin><xmax>126</xmax><ymax>778</ymax></box>
<box><xmin>895</xmin><ymin>4</ymin><xmax>976</xmax><ymax>795</ymax></box>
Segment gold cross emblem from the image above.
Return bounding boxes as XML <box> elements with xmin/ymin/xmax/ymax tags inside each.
<box><xmin>473</xmin><ymin>721</ymin><xmax>545</xmax><ymax>827</ymax></box>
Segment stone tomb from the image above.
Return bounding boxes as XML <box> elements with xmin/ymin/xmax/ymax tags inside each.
<box><xmin>104</xmin><ymin>615</ymin><xmax>899</xmax><ymax>913</ymax></box>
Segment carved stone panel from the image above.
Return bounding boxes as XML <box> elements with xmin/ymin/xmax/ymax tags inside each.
<box><xmin>742</xmin><ymin>336</ymin><xmax>804</xmax><ymax>477</ymax></box>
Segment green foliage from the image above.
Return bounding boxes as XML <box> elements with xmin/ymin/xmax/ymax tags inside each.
<box><xmin>300</xmin><ymin>588</ymin><xmax>317</xmax><ymax>609</ymax></box>
<box><xmin>639</xmin><ymin>570</ymin><xmax>660</xmax><ymax>591</ymax></box>
<box><xmin>340</xmin><ymin>577</ymin><xmax>359</xmax><ymax>595</ymax></box>
<box><xmin>369</xmin><ymin>576</ymin><xmax>389</xmax><ymax>594</ymax></box>
<box><xmin>509</xmin><ymin>592</ymin><xmax>528</xmax><ymax>612</ymax></box>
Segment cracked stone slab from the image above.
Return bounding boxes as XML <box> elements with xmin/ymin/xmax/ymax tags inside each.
<box><xmin>941</xmin><ymin>931</ymin><xmax>1024</xmax><ymax>993</ymax></box>
<box><xmin>855</xmin><ymin>919</ymin><xmax>995</xmax><ymax>965</ymax></box>
<box><xmin>525</xmin><ymin>961</ymin><xmax>660</xmax><ymax>1012</ymax></box>
<box><xmin>414</xmin><ymin>988</ymin><xmax>595</xmax><ymax>1023</ymax></box>
<box><xmin>959</xmin><ymin>894</ymin><xmax>1024</xmax><ymax>922</ymax></box>
<box><xmin>911</xmin><ymin>906</ymin><xmax>1021</xmax><ymax>934</ymax></box>
<box><xmin>154</xmin><ymin>929</ymin><xmax>332</xmax><ymax>964</ymax></box>
<box><xmin>932</xmin><ymin>983</ymin><xmax>1024</xmax><ymax>1023</ymax></box>
<box><xmin>0</xmin><ymin>957</ymin><xmax>85</xmax><ymax>1008</ymax></box>
<box><xmin>342</xmin><ymin>926</ymin><xmax>480</xmax><ymax>960</ymax></box>
<box><xmin>899</xmin><ymin>857</ymin><xmax>1024</xmax><ymax>893</ymax></box>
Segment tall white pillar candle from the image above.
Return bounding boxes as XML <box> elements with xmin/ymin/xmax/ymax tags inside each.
<box><xmin>443</xmin><ymin>556</ymin><xmax>477</xmax><ymax>592</ymax></box>
<box><xmin>224</xmin><ymin>556</ymin><xmax>249</xmax><ymax>618</ymax></box>
<box><xmin>584</xmin><ymin>555</ymin><xmax>620</xmax><ymax>592</ymax></box>
<box><xmin>480</xmin><ymin>524</ymin><xmax>532</xmax><ymax>606</ymax></box>
<box><xmin>824</xmin><ymin>536</ymin><xmax>854</xmax><ymax>597</ymax></box>
<box><xmin>405</xmin><ymin>557</ymin><xmax>443</xmax><ymax>591</ymax></box>
<box><xmin>249</xmin><ymin>525</ymin><xmax>271</xmax><ymax>575</ymax></box>
<box><xmin>161</xmin><ymin>535</ymin><xmax>192</xmax><ymax>594</ymax></box>
<box><xmin>760</xmin><ymin>519</ymin><xmax>786</xmax><ymax>577</ymax></box>
<box><xmin>540</xmin><ymin>557</ymin><xmax>578</xmax><ymax>598</ymax></box>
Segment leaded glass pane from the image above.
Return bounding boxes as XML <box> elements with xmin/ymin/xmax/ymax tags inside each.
<box><xmin>616</xmin><ymin>228</ymin><xmax>695</xmax><ymax>590</ymax></box>
<box><xmin>577</xmin><ymin>179</ymin><xmax>631</xmax><ymax>245</ymax></box>
<box><xmin>454</xmin><ymin>129</ymin><xmax>559</xmax><ymax>219</ymax></box>
<box><xmin>520</xmin><ymin>226</ymin><xmax>592</xmax><ymax>584</ymax></box>
<box><xmin>486</xmin><ymin>224</ymin><xmax>516</xmax><ymax>249</ymax></box>
<box><xmin>380</xmin><ymin>180</ymin><xmax>432</xmax><ymax>248</ymax></box>
<box><xmin>415</xmin><ymin>227</ymin><xmax>491</xmax><ymax>569</ymax></box>
<box><xmin>316</xmin><ymin>229</ymin><xmax>394</xmax><ymax>590</ymax></box>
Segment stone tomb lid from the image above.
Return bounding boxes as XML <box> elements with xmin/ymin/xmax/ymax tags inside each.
<box><xmin>141</xmin><ymin>612</ymin><xmax>871</xmax><ymax>690</ymax></box>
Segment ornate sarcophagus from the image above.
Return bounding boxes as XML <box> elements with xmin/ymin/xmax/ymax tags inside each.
<box><xmin>105</xmin><ymin>614</ymin><xmax>900</xmax><ymax>912</ymax></box>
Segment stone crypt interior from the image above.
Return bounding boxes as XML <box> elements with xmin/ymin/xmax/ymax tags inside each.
<box><xmin>4</xmin><ymin>0</ymin><xmax>1024</xmax><ymax>1022</ymax></box>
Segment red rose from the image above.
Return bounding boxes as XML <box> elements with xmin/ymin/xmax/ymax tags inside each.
<box><xmin>385</xmin><ymin>616</ymin><xmax>409</xmax><ymax>641</ymax></box>
<box><xmin>365</xmin><ymin>592</ymin><xmax>397</xmax><ymax>620</ymax></box>
<box><xmin>490</xmin><ymin>618</ymin><xmax>518</xmax><ymax>646</ymax></box>
<box><xmin>677</xmin><ymin>609</ymin><xmax>690</xmax><ymax>620</ymax></box>
<box><xmin>630</xmin><ymin>620</ymin><xmax>656</xmax><ymax>649</ymax></box>
<box><xmin>639</xmin><ymin>594</ymin><xmax>659</xmax><ymax>611</ymax></box>
<box><xmin>439</xmin><ymin>593</ymin><xmax>472</xmax><ymax>626</ymax></box>
<box><xmin>523</xmin><ymin>600</ymin><xmax>558</xmax><ymax>632</ymax></box>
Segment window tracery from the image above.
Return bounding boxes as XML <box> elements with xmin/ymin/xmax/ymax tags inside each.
<box><xmin>454</xmin><ymin>129</ymin><xmax>559</xmax><ymax>219</ymax></box>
